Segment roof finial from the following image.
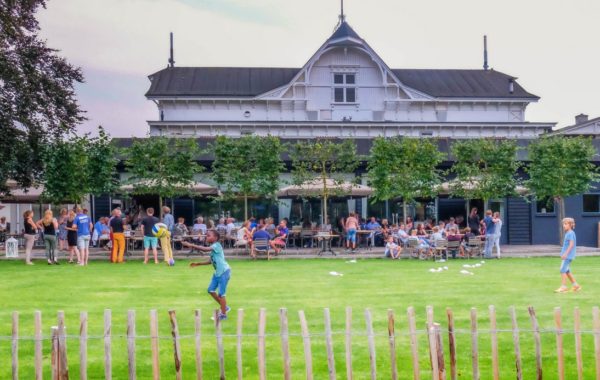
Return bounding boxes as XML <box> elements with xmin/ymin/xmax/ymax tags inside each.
<box><xmin>483</xmin><ymin>35</ymin><xmax>489</xmax><ymax>71</ymax></box>
<box><xmin>340</xmin><ymin>0</ymin><xmax>345</xmax><ymax>22</ymax></box>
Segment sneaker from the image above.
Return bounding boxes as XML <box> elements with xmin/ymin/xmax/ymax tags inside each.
<box><xmin>225</xmin><ymin>306</ymin><xmax>231</xmax><ymax>314</ymax></box>
<box><xmin>572</xmin><ymin>285</ymin><xmax>582</xmax><ymax>292</ymax></box>
<box><xmin>218</xmin><ymin>312</ymin><xmax>228</xmax><ymax>321</ymax></box>
<box><xmin>554</xmin><ymin>286</ymin><xmax>569</xmax><ymax>293</ymax></box>
<box><xmin>26</xmin><ymin>262</ymin><xmax>34</xmax><ymax>266</ymax></box>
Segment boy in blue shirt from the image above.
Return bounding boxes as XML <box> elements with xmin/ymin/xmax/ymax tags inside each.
<box><xmin>555</xmin><ymin>217</ymin><xmax>581</xmax><ymax>293</ymax></box>
<box><xmin>185</xmin><ymin>230</ymin><xmax>232</xmax><ymax>320</ymax></box>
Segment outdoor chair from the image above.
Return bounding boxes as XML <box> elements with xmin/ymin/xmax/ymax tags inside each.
<box><xmin>467</xmin><ymin>236</ymin><xmax>482</xmax><ymax>258</ymax></box>
<box><xmin>252</xmin><ymin>238</ymin><xmax>271</xmax><ymax>260</ymax></box>
<box><xmin>447</xmin><ymin>240</ymin><xmax>461</xmax><ymax>259</ymax></box>
<box><xmin>432</xmin><ymin>239</ymin><xmax>448</xmax><ymax>261</ymax></box>
<box><xmin>406</xmin><ymin>238</ymin><xmax>420</xmax><ymax>259</ymax></box>
<box><xmin>299</xmin><ymin>229</ymin><xmax>314</xmax><ymax>249</ymax></box>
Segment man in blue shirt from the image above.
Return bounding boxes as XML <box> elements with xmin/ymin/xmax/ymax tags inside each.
<box><xmin>483</xmin><ymin>210</ymin><xmax>497</xmax><ymax>259</ymax></box>
<box><xmin>73</xmin><ymin>207</ymin><xmax>93</xmax><ymax>265</ymax></box>
<box><xmin>366</xmin><ymin>216</ymin><xmax>382</xmax><ymax>246</ymax></box>
<box><xmin>251</xmin><ymin>224</ymin><xmax>271</xmax><ymax>258</ymax></box>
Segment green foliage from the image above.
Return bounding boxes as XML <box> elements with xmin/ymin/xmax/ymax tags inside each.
<box><xmin>42</xmin><ymin>134</ymin><xmax>89</xmax><ymax>204</ymax></box>
<box><xmin>86</xmin><ymin>127</ymin><xmax>120</xmax><ymax>196</ymax></box>
<box><xmin>212</xmin><ymin>135</ymin><xmax>284</xmax><ymax>219</ymax></box>
<box><xmin>526</xmin><ymin>136</ymin><xmax>598</xmax><ymax>200</ymax></box>
<box><xmin>41</xmin><ymin>127</ymin><xmax>120</xmax><ymax>203</ymax></box>
<box><xmin>289</xmin><ymin>139</ymin><xmax>361</xmax><ymax>197</ymax></box>
<box><xmin>0</xmin><ymin>0</ymin><xmax>84</xmax><ymax>193</ymax></box>
<box><xmin>368</xmin><ymin>137</ymin><xmax>445</xmax><ymax>203</ymax></box>
<box><xmin>124</xmin><ymin>137</ymin><xmax>204</xmax><ymax>199</ymax></box>
<box><xmin>450</xmin><ymin>139</ymin><xmax>520</xmax><ymax>202</ymax></box>
<box><xmin>212</xmin><ymin>135</ymin><xmax>284</xmax><ymax>199</ymax></box>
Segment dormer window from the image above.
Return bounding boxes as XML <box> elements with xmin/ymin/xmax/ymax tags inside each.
<box><xmin>333</xmin><ymin>73</ymin><xmax>356</xmax><ymax>103</ymax></box>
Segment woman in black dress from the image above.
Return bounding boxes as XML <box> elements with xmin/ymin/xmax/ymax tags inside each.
<box><xmin>65</xmin><ymin>210</ymin><xmax>81</xmax><ymax>264</ymax></box>
<box><xmin>467</xmin><ymin>207</ymin><xmax>480</xmax><ymax>235</ymax></box>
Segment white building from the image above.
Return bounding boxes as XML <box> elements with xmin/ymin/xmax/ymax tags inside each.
<box><xmin>145</xmin><ymin>19</ymin><xmax>554</xmax><ymax>139</ymax></box>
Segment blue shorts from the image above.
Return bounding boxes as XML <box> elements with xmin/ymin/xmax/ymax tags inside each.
<box><xmin>144</xmin><ymin>236</ymin><xmax>158</xmax><ymax>249</ymax></box>
<box><xmin>208</xmin><ymin>269</ymin><xmax>231</xmax><ymax>297</ymax></box>
<box><xmin>560</xmin><ymin>259</ymin><xmax>572</xmax><ymax>274</ymax></box>
<box><xmin>347</xmin><ymin>229</ymin><xmax>357</xmax><ymax>243</ymax></box>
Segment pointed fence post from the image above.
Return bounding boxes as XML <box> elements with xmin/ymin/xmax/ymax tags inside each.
<box><xmin>365</xmin><ymin>309</ymin><xmax>376</xmax><ymax>380</ymax></box>
<box><xmin>280</xmin><ymin>308</ymin><xmax>291</xmax><ymax>380</ymax></box>
<box><xmin>104</xmin><ymin>309</ymin><xmax>112</xmax><ymax>380</ymax></box>
<box><xmin>345</xmin><ymin>307</ymin><xmax>353</xmax><ymax>380</ymax></box>
<box><xmin>387</xmin><ymin>309</ymin><xmax>398</xmax><ymax>380</ymax></box>
<box><xmin>324</xmin><ymin>308</ymin><xmax>336</xmax><ymax>380</ymax></box>
<box><xmin>529</xmin><ymin>306</ymin><xmax>543</xmax><ymax>380</ymax></box>
<box><xmin>80</xmin><ymin>311</ymin><xmax>88</xmax><ymax>380</ymax></box>
<box><xmin>34</xmin><ymin>311</ymin><xmax>43</xmax><ymax>380</ymax></box>
<box><xmin>489</xmin><ymin>305</ymin><xmax>499</xmax><ymax>380</ymax></box>
<box><xmin>258</xmin><ymin>308</ymin><xmax>267</xmax><ymax>380</ymax></box>
<box><xmin>150</xmin><ymin>310</ymin><xmax>160</xmax><ymax>380</ymax></box>
<box><xmin>215</xmin><ymin>310</ymin><xmax>225</xmax><ymax>380</ymax></box>
<box><xmin>470</xmin><ymin>308</ymin><xmax>479</xmax><ymax>380</ymax></box>
<box><xmin>593</xmin><ymin>307</ymin><xmax>600</xmax><ymax>380</ymax></box>
<box><xmin>299</xmin><ymin>310</ymin><xmax>313</xmax><ymax>380</ymax></box>
<box><xmin>408</xmin><ymin>306</ymin><xmax>420</xmax><ymax>380</ymax></box>
<box><xmin>169</xmin><ymin>310</ymin><xmax>182</xmax><ymax>380</ymax></box>
<box><xmin>57</xmin><ymin>311</ymin><xmax>69</xmax><ymax>380</ymax></box>
<box><xmin>574</xmin><ymin>307</ymin><xmax>583</xmax><ymax>380</ymax></box>
<box><xmin>554</xmin><ymin>307</ymin><xmax>564</xmax><ymax>380</ymax></box>
<box><xmin>237</xmin><ymin>309</ymin><xmax>245</xmax><ymax>380</ymax></box>
<box><xmin>509</xmin><ymin>306</ymin><xmax>522</xmax><ymax>380</ymax></box>
<box><xmin>127</xmin><ymin>310</ymin><xmax>137</xmax><ymax>380</ymax></box>
<box><xmin>446</xmin><ymin>308</ymin><xmax>457</xmax><ymax>380</ymax></box>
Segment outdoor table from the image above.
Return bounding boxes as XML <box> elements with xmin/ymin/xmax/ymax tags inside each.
<box><xmin>314</xmin><ymin>234</ymin><xmax>339</xmax><ymax>256</ymax></box>
<box><xmin>356</xmin><ymin>230</ymin><xmax>374</xmax><ymax>249</ymax></box>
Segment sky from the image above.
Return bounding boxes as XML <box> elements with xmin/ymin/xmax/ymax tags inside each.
<box><xmin>37</xmin><ymin>0</ymin><xmax>600</xmax><ymax>137</ymax></box>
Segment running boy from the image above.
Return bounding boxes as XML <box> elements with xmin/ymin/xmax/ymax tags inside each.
<box><xmin>184</xmin><ymin>230</ymin><xmax>231</xmax><ymax>320</ymax></box>
<box><xmin>555</xmin><ymin>217</ymin><xmax>581</xmax><ymax>293</ymax></box>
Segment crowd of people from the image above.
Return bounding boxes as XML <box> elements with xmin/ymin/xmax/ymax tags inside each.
<box><xmin>339</xmin><ymin>207</ymin><xmax>503</xmax><ymax>259</ymax></box>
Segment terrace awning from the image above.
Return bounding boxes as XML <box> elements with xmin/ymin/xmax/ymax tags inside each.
<box><xmin>277</xmin><ymin>178</ymin><xmax>373</xmax><ymax>198</ymax></box>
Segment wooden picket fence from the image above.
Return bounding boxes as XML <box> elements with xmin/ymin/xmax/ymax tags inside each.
<box><xmin>5</xmin><ymin>305</ymin><xmax>600</xmax><ymax>379</ymax></box>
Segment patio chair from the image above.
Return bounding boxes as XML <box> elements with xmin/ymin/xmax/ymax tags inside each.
<box><xmin>467</xmin><ymin>236</ymin><xmax>482</xmax><ymax>258</ymax></box>
<box><xmin>406</xmin><ymin>238</ymin><xmax>420</xmax><ymax>259</ymax></box>
<box><xmin>447</xmin><ymin>240</ymin><xmax>461</xmax><ymax>259</ymax></box>
<box><xmin>252</xmin><ymin>238</ymin><xmax>271</xmax><ymax>260</ymax></box>
<box><xmin>300</xmin><ymin>229</ymin><xmax>314</xmax><ymax>249</ymax></box>
<box><xmin>432</xmin><ymin>239</ymin><xmax>448</xmax><ymax>261</ymax></box>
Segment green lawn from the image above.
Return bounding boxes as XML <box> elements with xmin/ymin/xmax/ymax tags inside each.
<box><xmin>0</xmin><ymin>257</ymin><xmax>599</xmax><ymax>379</ymax></box>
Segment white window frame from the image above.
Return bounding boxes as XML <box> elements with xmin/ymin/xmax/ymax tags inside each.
<box><xmin>332</xmin><ymin>72</ymin><xmax>358</xmax><ymax>104</ymax></box>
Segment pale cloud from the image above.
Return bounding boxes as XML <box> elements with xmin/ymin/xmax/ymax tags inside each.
<box><xmin>37</xmin><ymin>0</ymin><xmax>600</xmax><ymax>137</ymax></box>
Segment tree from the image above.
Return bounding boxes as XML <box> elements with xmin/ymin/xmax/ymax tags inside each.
<box><xmin>86</xmin><ymin>127</ymin><xmax>120</xmax><ymax>197</ymax></box>
<box><xmin>42</xmin><ymin>134</ymin><xmax>89</xmax><ymax>204</ymax></box>
<box><xmin>124</xmin><ymin>137</ymin><xmax>204</xmax><ymax>216</ymax></box>
<box><xmin>0</xmin><ymin>0</ymin><xmax>85</xmax><ymax>194</ymax></box>
<box><xmin>212</xmin><ymin>135</ymin><xmax>284</xmax><ymax>221</ymax></box>
<box><xmin>368</xmin><ymin>137</ymin><xmax>445</xmax><ymax>223</ymax></box>
<box><xmin>289</xmin><ymin>139</ymin><xmax>361</xmax><ymax>225</ymax></box>
<box><xmin>449</xmin><ymin>139</ymin><xmax>520</xmax><ymax>209</ymax></box>
<box><xmin>526</xmin><ymin>136</ymin><xmax>598</xmax><ymax>242</ymax></box>
<box><xmin>41</xmin><ymin>127</ymin><xmax>120</xmax><ymax>204</ymax></box>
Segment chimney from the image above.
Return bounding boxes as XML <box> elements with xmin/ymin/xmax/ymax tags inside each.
<box><xmin>168</xmin><ymin>32</ymin><xmax>175</xmax><ymax>68</ymax></box>
<box><xmin>575</xmin><ymin>113</ymin><xmax>589</xmax><ymax>125</ymax></box>
<box><xmin>508</xmin><ymin>78</ymin><xmax>514</xmax><ymax>94</ymax></box>
<box><xmin>483</xmin><ymin>35</ymin><xmax>489</xmax><ymax>71</ymax></box>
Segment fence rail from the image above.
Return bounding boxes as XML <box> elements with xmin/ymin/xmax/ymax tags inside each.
<box><xmin>3</xmin><ymin>305</ymin><xmax>600</xmax><ymax>379</ymax></box>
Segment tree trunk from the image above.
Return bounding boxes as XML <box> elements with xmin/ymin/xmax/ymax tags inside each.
<box><xmin>557</xmin><ymin>196</ymin><xmax>566</xmax><ymax>245</ymax></box>
<box><xmin>159</xmin><ymin>197</ymin><xmax>163</xmax><ymax>219</ymax></box>
<box><xmin>244</xmin><ymin>194</ymin><xmax>248</xmax><ymax>222</ymax></box>
<box><xmin>403</xmin><ymin>201</ymin><xmax>408</xmax><ymax>224</ymax></box>
<box><xmin>323</xmin><ymin>194</ymin><xmax>329</xmax><ymax>226</ymax></box>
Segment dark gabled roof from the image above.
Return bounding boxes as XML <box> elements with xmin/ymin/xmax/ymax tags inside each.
<box><xmin>146</xmin><ymin>67</ymin><xmax>539</xmax><ymax>99</ymax></box>
<box><xmin>327</xmin><ymin>21</ymin><xmax>362</xmax><ymax>42</ymax></box>
<box><xmin>392</xmin><ymin>69</ymin><xmax>538</xmax><ymax>99</ymax></box>
<box><xmin>146</xmin><ymin>67</ymin><xmax>300</xmax><ymax>97</ymax></box>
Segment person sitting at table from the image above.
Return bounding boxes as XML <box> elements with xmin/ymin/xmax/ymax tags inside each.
<box><xmin>216</xmin><ymin>218</ymin><xmax>227</xmax><ymax>231</ymax></box>
<box><xmin>446</xmin><ymin>227</ymin><xmax>463</xmax><ymax>259</ymax></box>
<box><xmin>430</xmin><ymin>226</ymin><xmax>444</xmax><ymax>245</ymax></box>
<box><xmin>384</xmin><ymin>235</ymin><xmax>400</xmax><ymax>259</ymax></box>
<box><xmin>405</xmin><ymin>217</ymin><xmax>414</xmax><ymax>232</ymax></box>
<box><xmin>424</xmin><ymin>218</ymin><xmax>434</xmax><ymax>230</ymax></box>
<box><xmin>251</xmin><ymin>224</ymin><xmax>271</xmax><ymax>258</ymax></box>
<box><xmin>445</xmin><ymin>217</ymin><xmax>458</xmax><ymax>232</ymax></box>
<box><xmin>394</xmin><ymin>224</ymin><xmax>410</xmax><ymax>247</ymax></box>
<box><xmin>192</xmin><ymin>217</ymin><xmax>207</xmax><ymax>235</ymax></box>
<box><xmin>381</xmin><ymin>219</ymin><xmax>391</xmax><ymax>241</ymax></box>
<box><xmin>234</xmin><ymin>220</ymin><xmax>252</xmax><ymax>248</ymax></box>
<box><xmin>249</xmin><ymin>217</ymin><xmax>257</xmax><ymax>232</ymax></box>
<box><xmin>173</xmin><ymin>217</ymin><xmax>189</xmax><ymax>250</ymax></box>
<box><xmin>366</xmin><ymin>216</ymin><xmax>382</xmax><ymax>246</ymax></box>
<box><xmin>437</xmin><ymin>221</ymin><xmax>447</xmax><ymax>237</ymax></box>
<box><xmin>415</xmin><ymin>223</ymin><xmax>428</xmax><ymax>237</ymax></box>
<box><xmin>408</xmin><ymin>229</ymin><xmax>431</xmax><ymax>257</ymax></box>
<box><xmin>269</xmin><ymin>220</ymin><xmax>288</xmax><ymax>255</ymax></box>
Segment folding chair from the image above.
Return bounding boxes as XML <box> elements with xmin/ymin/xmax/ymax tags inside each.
<box><xmin>252</xmin><ymin>238</ymin><xmax>271</xmax><ymax>260</ymax></box>
<box><xmin>406</xmin><ymin>238</ymin><xmax>420</xmax><ymax>259</ymax></box>
<box><xmin>300</xmin><ymin>229</ymin><xmax>314</xmax><ymax>249</ymax></box>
